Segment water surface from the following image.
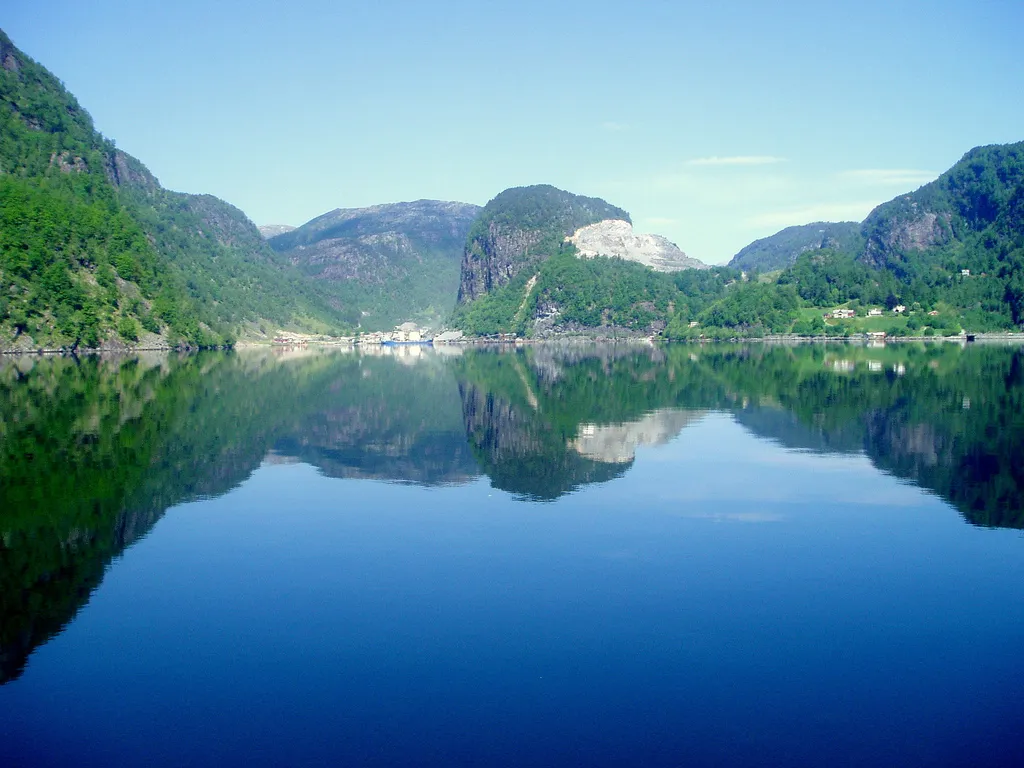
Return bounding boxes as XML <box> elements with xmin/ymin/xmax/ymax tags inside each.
<box><xmin>2</xmin><ymin>343</ymin><xmax>1023</xmax><ymax>766</ymax></box>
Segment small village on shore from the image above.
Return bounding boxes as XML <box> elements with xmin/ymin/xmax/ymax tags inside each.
<box><xmin>270</xmin><ymin>321</ymin><xmax>521</xmax><ymax>348</ymax></box>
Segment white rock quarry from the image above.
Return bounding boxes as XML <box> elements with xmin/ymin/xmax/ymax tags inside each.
<box><xmin>567</xmin><ymin>219</ymin><xmax>708</xmax><ymax>272</ymax></box>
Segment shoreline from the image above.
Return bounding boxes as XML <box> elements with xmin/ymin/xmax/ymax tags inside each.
<box><xmin>5</xmin><ymin>330</ymin><xmax>1024</xmax><ymax>357</ymax></box>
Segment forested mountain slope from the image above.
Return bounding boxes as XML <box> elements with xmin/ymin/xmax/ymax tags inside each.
<box><xmin>857</xmin><ymin>142</ymin><xmax>1024</xmax><ymax>327</ymax></box>
<box><xmin>716</xmin><ymin>142</ymin><xmax>1024</xmax><ymax>334</ymax></box>
<box><xmin>0</xmin><ymin>29</ymin><xmax>350</xmax><ymax>348</ymax></box>
<box><xmin>729</xmin><ymin>222</ymin><xmax>863</xmax><ymax>272</ymax></box>
<box><xmin>456</xmin><ymin>185</ymin><xmax>630</xmax><ymax>304</ymax></box>
<box><xmin>451</xmin><ymin>184</ymin><xmax>734</xmax><ymax>337</ymax></box>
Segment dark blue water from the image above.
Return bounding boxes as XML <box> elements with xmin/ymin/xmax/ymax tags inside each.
<box><xmin>2</xmin><ymin>345</ymin><xmax>1023</xmax><ymax>766</ymax></box>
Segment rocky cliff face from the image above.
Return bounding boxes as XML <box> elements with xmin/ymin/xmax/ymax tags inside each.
<box><xmin>568</xmin><ymin>219</ymin><xmax>708</xmax><ymax>271</ymax></box>
<box><xmin>106</xmin><ymin>149</ymin><xmax>160</xmax><ymax>192</ymax></box>
<box><xmin>860</xmin><ymin>198</ymin><xmax>954</xmax><ymax>269</ymax></box>
<box><xmin>457</xmin><ymin>185</ymin><xmax>630</xmax><ymax>304</ymax></box>
<box><xmin>458</xmin><ymin>221</ymin><xmax>546</xmax><ymax>302</ymax></box>
<box><xmin>857</xmin><ymin>142</ymin><xmax>1023</xmax><ymax>275</ymax></box>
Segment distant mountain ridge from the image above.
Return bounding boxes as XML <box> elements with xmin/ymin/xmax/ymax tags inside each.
<box><xmin>269</xmin><ymin>200</ymin><xmax>481</xmax><ymax>329</ymax></box>
<box><xmin>5</xmin><ymin>25</ymin><xmax>1021</xmax><ymax>344</ymax></box>
<box><xmin>729</xmin><ymin>222</ymin><xmax>863</xmax><ymax>272</ymax></box>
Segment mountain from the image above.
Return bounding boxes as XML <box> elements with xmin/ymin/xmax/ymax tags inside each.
<box><xmin>861</xmin><ymin>143</ymin><xmax>1023</xmax><ymax>270</ymax></box>
<box><xmin>450</xmin><ymin>184</ymin><xmax>734</xmax><ymax>337</ymax></box>
<box><xmin>568</xmin><ymin>219</ymin><xmax>709</xmax><ymax>271</ymax></box>
<box><xmin>858</xmin><ymin>142</ymin><xmax>1024</xmax><ymax>326</ymax></box>
<box><xmin>728</xmin><ymin>222</ymin><xmax>863</xmax><ymax>272</ymax></box>
<box><xmin>456</xmin><ymin>184</ymin><xmax>630</xmax><ymax>304</ymax></box>
<box><xmin>0</xmin><ymin>28</ymin><xmax>350</xmax><ymax>349</ymax></box>
<box><xmin>268</xmin><ymin>200</ymin><xmax>481</xmax><ymax>329</ymax></box>
<box><xmin>702</xmin><ymin>141</ymin><xmax>1024</xmax><ymax>335</ymax></box>
<box><xmin>258</xmin><ymin>224</ymin><xmax>296</xmax><ymax>238</ymax></box>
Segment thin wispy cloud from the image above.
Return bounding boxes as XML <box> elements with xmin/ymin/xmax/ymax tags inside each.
<box><xmin>687</xmin><ymin>155</ymin><xmax>786</xmax><ymax>167</ymax></box>
<box><xmin>601</xmin><ymin>121</ymin><xmax>628</xmax><ymax>133</ymax></box>
<box><xmin>839</xmin><ymin>169</ymin><xmax>937</xmax><ymax>186</ymax></box>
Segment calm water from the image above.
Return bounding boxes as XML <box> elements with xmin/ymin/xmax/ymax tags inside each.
<box><xmin>2</xmin><ymin>343</ymin><xmax>1023</xmax><ymax>767</ymax></box>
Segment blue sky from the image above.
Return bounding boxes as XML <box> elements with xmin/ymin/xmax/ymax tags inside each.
<box><xmin>6</xmin><ymin>0</ymin><xmax>1023</xmax><ymax>263</ymax></box>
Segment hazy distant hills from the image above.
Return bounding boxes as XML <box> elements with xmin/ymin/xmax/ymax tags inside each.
<box><xmin>268</xmin><ymin>200</ymin><xmax>481</xmax><ymax>329</ymax></box>
<box><xmin>729</xmin><ymin>222</ymin><xmax>863</xmax><ymax>272</ymax></box>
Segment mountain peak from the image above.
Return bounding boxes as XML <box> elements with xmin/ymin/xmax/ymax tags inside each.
<box><xmin>457</xmin><ymin>184</ymin><xmax>630</xmax><ymax>304</ymax></box>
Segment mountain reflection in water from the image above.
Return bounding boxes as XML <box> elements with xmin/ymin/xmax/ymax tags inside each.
<box><xmin>2</xmin><ymin>341</ymin><xmax>1024</xmax><ymax>684</ymax></box>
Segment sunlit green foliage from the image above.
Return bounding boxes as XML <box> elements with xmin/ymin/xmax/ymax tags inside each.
<box><xmin>455</xmin><ymin>242</ymin><xmax>739</xmax><ymax>337</ymax></box>
<box><xmin>777</xmin><ymin>249</ymin><xmax>898</xmax><ymax>306</ymax></box>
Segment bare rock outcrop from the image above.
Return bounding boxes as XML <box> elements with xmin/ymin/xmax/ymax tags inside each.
<box><xmin>567</xmin><ymin>219</ymin><xmax>708</xmax><ymax>271</ymax></box>
<box><xmin>258</xmin><ymin>224</ymin><xmax>296</xmax><ymax>239</ymax></box>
